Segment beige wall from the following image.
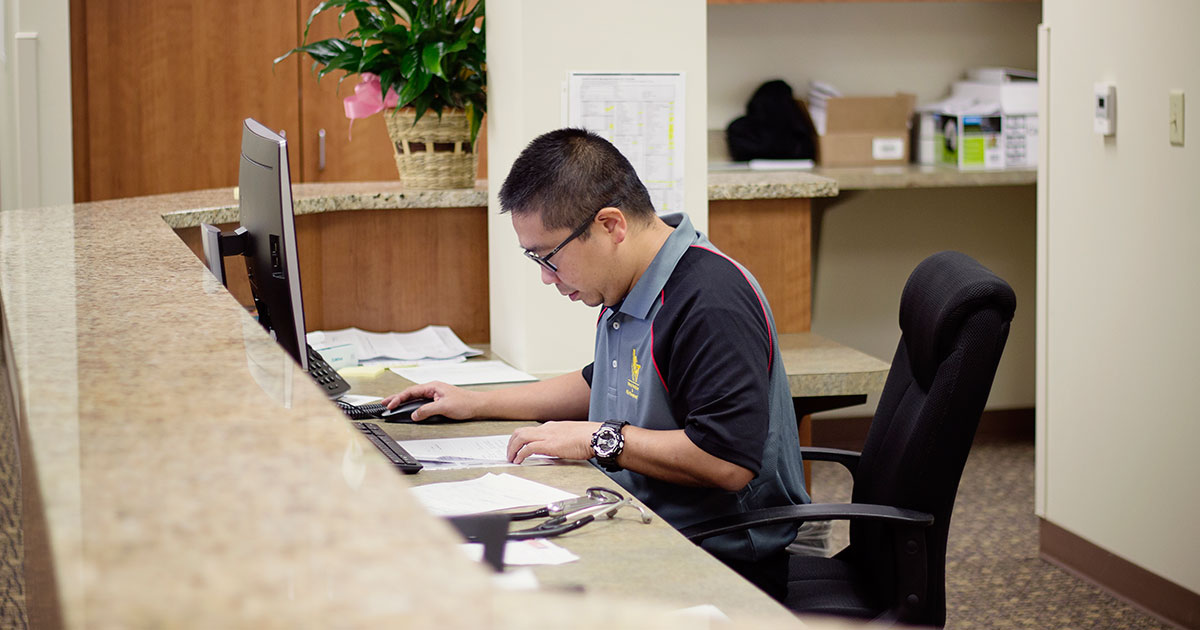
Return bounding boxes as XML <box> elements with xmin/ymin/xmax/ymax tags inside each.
<box><xmin>707</xmin><ymin>2</ymin><xmax>1042</xmax><ymax>130</ymax></box>
<box><xmin>708</xmin><ymin>3</ymin><xmax>1042</xmax><ymax>417</ymax></box>
<box><xmin>486</xmin><ymin>0</ymin><xmax>708</xmax><ymax>374</ymax></box>
<box><xmin>0</xmin><ymin>0</ymin><xmax>73</xmax><ymax>211</ymax></box>
<box><xmin>812</xmin><ymin>187</ymin><xmax>1036</xmax><ymax>418</ymax></box>
<box><xmin>1039</xmin><ymin>0</ymin><xmax>1200</xmax><ymax>595</ymax></box>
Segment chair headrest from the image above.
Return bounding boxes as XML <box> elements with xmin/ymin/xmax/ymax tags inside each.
<box><xmin>899</xmin><ymin>251</ymin><xmax>1016</xmax><ymax>385</ymax></box>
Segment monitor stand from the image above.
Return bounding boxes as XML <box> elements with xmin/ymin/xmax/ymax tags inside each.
<box><xmin>199</xmin><ymin>223</ymin><xmax>249</xmax><ymax>287</ymax></box>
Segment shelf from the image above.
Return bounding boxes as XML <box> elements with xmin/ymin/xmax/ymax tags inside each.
<box><xmin>814</xmin><ymin>165</ymin><xmax>1036</xmax><ymax>191</ymax></box>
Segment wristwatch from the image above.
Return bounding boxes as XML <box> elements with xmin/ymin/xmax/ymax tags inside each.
<box><xmin>591</xmin><ymin>420</ymin><xmax>630</xmax><ymax>472</ymax></box>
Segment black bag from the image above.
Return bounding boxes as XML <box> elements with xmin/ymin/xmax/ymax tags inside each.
<box><xmin>726</xmin><ymin>80</ymin><xmax>818</xmax><ymax>162</ymax></box>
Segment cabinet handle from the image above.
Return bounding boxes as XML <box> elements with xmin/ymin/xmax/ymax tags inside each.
<box><xmin>318</xmin><ymin>128</ymin><xmax>326</xmax><ymax>171</ymax></box>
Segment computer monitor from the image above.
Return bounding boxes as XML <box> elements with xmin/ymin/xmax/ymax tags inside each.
<box><xmin>202</xmin><ymin>118</ymin><xmax>308</xmax><ymax>370</ymax></box>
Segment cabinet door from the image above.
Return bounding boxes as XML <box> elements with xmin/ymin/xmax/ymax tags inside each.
<box><xmin>289</xmin><ymin>9</ymin><xmax>400</xmax><ymax>184</ymax></box>
<box><xmin>73</xmin><ymin>0</ymin><xmax>301</xmax><ymax>201</ymax></box>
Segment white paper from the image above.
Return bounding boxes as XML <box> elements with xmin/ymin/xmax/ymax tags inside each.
<box><xmin>337</xmin><ymin>393</ymin><xmax>382</xmax><ymax>406</ymax></box>
<box><xmin>306</xmin><ymin>325</ymin><xmax>482</xmax><ymax>362</ymax></box>
<box><xmin>408</xmin><ymin>472</ymin><xmax>577</xmax><ymax>516</ymax></box>
<box><xmin>359</xmin><ymin>356</ymin><xmax>466</xmax><ymax>369</ymax></box>
<box><xmin>567</xmin><ymin>72</ymin><xmax>685</xmax><ymax>214</ymax></box>
<box><xmin>391</xmin><ymin>360</ymin><xmax>537</xmax><ymax>386</ymax></box>
<box><xmin>397</xmin><ymin>434</ymin><xmax>557</xmax><ymax>470</ymax></box>
<box><xmin>748</xmin><ymin>159</ymin><xmax>814</xmax><ymax>171</ymax></box>
<box><xmin>670</xmin><ymin>604</ymin><xmax>731</xmax><ymax>622</ymax></box>
<box><xmin>461</xmin><ymin>539</ymin><xmax>580</xmax><ymax>566</ymax></box>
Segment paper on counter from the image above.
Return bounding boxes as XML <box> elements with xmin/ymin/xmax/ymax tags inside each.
<box><xmin>307</xmin><ymin>325</ymin><xmax>482</xmax><ymax>362</ymax></box>
<box><xmin>461</xmin><ymin>539</ymin><xmax>580</xmax><ymax>567</ymax></box>
<box><xmin>408</xmin><ymin>472</ymin><xmax>577</xmax><ymax>517</ymax></box>
<box><xmin>391</xmin><ymin>360</ymin><xmax>537</xmax><ymax>386</ymax></box>
<box><xmin>396</xmin><ymin>434</ymin><xmax>558</xmax><ymax>470</ymax></box>
<box><xmin>336</xmin><ymin>393</ymin><xmax>383</xmax><ymax>406</ymax></box>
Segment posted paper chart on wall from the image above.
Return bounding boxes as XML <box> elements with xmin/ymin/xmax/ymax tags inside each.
<box><xmin>566</xmin><ymin>72</ymin><xmax>685</xmax><ymax>214</ymax></box>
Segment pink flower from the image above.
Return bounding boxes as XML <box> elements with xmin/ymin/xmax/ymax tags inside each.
<box><xmin>342</xmin><ymin>73</ymin><xmax>400</xmax><ymax>139</ymax></box>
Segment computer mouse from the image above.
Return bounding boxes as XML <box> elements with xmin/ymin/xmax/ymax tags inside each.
<box><xmin>380</xmin><ymin>397</ymin><xmax>451</xmax><ymax>423</ymax></box>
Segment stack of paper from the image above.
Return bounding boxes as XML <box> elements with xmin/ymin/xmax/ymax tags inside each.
<box><xmin>408</xmin><ymin>472</ymin><xmax>577</xmax><ymax>516</ymax></box>
<box><xmin>307</xmin><ymin>325</ymin><xmax>482</xmax><ymax>366</ymax></box>
<box><xmin>390</xmin><ymin>360</ymin><xmax>537</xmax><ymax>386</ymax></box>
<box><xmin>397</xmin><ymin>435</ymin><xmax>558</xmax><ymax>471</ymax></box>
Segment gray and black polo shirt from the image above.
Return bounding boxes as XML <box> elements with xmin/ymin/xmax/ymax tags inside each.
<box><xmin>581</xmin><ymin>212</ymin><xmax>810</xmax><ymax>562</ymax></box>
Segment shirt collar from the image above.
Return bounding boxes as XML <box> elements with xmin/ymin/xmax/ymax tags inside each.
<box><xmin>616</xmin><ymin>212</ymin><xmax>697</xmax><ymax>320</ymax></box>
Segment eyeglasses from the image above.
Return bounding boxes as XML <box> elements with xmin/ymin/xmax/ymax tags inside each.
<box><xmin>523</xmin><ymin>205</ymin><xmax>608</xmax><ymax>273</ymax></box>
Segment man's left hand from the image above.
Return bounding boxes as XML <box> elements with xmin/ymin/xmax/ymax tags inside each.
<box><xmin>507</xmin><ymin>421</ymin><xmax>599</xmax><ymax>464</ymax></box>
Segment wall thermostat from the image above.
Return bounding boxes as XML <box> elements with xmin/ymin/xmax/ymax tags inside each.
<box><xmin>1094</xmin><ymin>83</ymin><xmax>1116</xmax><ymax>136</ymax></box>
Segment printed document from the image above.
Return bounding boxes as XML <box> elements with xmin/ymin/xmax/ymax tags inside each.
<box><xmin>306</xmin><ymin>325</ymin><xmax>481</xmax><ymax>363</ymax></box>
<box><xmin>568</xmin><ymin>72</ymin><xmax>685</xmax><ymax>214</ymax></box>
<box><xmin>397</xmin><ymin>434</ymin><xmax>557</xmax><ymax>470</ymax></box>
<box><xmin>391</xmin><ymin>360</ymin><xmax>537</xmax><ymax>386</ymax></box>
<box><xmin>408</xmin><ymin>472</ymin><xmax>577</xmax><ymax>516</ymax></box>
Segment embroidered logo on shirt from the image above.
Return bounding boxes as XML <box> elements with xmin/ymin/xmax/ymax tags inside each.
<box><xmin>626</xmin><ymin>348</ymin><xmax>641</xmax><ymax>400</ymax></box>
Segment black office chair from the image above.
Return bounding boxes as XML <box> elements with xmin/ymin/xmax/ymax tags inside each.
<box><xmin>682</xmin><ymin>251</ymin><xmax>1016</xmax><ymax>627</ymax></box>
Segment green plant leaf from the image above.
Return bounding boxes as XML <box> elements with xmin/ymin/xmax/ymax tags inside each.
<box><xmin>421</xmin><ymin>42</ymin><xmax>446</xmax><ymax>78</ymax></box>
<box><xmin>286</xmin><ymin>0</ymin><xmax>486</xmax><ymax>123</ymax></box>
<box><xmin>398</xmin><ymin>46</ymin><xmax>420</xmax><ymax>78</ymax></box>
<box><xmin>465</xmin><ymin>101</ymin><xmax>482</xmax><ymax>145</ymax></box>
<box><xmin>396</xmin><ymin>67</ymin><xmax>431</xmax><ymax>108</ymax></box>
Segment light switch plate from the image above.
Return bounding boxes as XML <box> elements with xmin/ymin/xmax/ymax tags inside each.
<box><xmin>1169</xmin><ymin>90</ymin><xmax>1185</xmax><ymax>146</ymax></box>
<box><xmin>1094</xmin><ymin>83</ymin><xmax>1116</xmax><ymax>136</ymax></box>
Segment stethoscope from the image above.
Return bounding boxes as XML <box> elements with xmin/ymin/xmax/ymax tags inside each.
<box><xmin>490</xmin><ymin>487</ymin><xmax>653</xmax><ymax>540</ymax></box>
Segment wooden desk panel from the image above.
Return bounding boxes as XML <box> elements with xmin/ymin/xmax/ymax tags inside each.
<box><xmin>709</xmin><ymin>199</ymin><xmax>812</xmax><ymax>333</ymax></box>
<box><xmin>175</xmin><ymin>206</ymin><xmax>490</xmax><ymax>343</ymax></box>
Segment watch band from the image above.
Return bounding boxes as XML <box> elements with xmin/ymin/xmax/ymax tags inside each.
<box><xmin>591</xmin><ymin>420</ymin><xmax>629</xmax><ymax>472</ymax></box>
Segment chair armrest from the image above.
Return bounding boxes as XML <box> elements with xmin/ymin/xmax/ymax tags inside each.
<box><xmin>799</xmin><ymin>446</ymin><xmax>861</xmax><ymax>475</ymax></box>
<box><xmin>680</xmin><ymin>502</ymin><xmax>934</xmax><ymax>543</ymax></box>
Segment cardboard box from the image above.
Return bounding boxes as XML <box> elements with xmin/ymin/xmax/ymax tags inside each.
<box><xmin>819</xmin><ymin>93</ymin><xmax>916</xmax><ymax>167</ymax></box>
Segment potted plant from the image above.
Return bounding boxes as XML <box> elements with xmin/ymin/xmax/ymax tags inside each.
<box><xmin>276</xmin><ymin>0</ymin><xmax>486</xmax><ymax>189</ymax></box>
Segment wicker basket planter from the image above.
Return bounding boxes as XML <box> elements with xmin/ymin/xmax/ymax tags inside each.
<box><xmin>383</xmin><ymin>107</ymin><xmax>478</xmax><ymax>190</ymax></box>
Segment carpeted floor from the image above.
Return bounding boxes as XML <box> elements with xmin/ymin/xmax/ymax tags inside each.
<box><xmin>811</xmin><ymin>435</ymin><xmax>1176</xmax><ymax>629</ymax></box>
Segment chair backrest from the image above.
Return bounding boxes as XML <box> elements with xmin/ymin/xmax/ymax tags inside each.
<box><xmin>848</xmin><ymin>251</ymin><xmax>1016</xmax><ymax>626</ymax></box>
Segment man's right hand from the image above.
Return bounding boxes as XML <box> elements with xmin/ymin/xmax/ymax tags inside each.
<box><xmin>381</xmin><ymin>381</ymin><xmax>483</xmax><ymax>422</ymax></box>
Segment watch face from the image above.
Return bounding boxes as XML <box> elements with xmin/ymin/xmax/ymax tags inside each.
<box><xmin>593</xmin><ymin>426</ymin><xmax>621</xmax><ymax>458</ymax></box>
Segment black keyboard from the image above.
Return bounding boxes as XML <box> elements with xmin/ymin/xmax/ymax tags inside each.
<box><xmin>307</xmin><ymin>344</ymin><xmax>350</xmax><ymax>398</ymax></box>
<box><xmin>336</xmin><ymin>399</ymin><xmax>387</xmax><ymax>420</ymax></box>
<box><xmin>351</xmin><ymin>421</ymin><xmax>423</xmax><ymax>474</ymax></box>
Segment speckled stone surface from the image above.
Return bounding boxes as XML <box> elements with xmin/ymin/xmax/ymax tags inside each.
<box><xmin>707</xmin><ymin>171</ymin><xmax>839</xmax><ymax>201</ymax></box>
<box><xmin>161</xmin><ymin>175</ymin><xmax>839</xmax><ymax>229</ymax></box>
<box><xmin>779</xmin><ymin>333</ymin><xmax>889</xmax><ymax>397</ymax></box>
<box><xmin>159</xmin><ymin>166</ymin><xmax>1034</xmax><ymax>230</ymax></box>
<box><xmin>812</xmin><ymin>165</ymin><xmax>1036</xmax><ymax>191</ymax></box>
<box><xmin>160</xmin><ymin>181</ymin><xmax>490</xmax><ymax>229</ymax></box>
<box><xmin>0</xmin><ymin>195</ymin><xmax>832</xmax><ymax>628</ymax></box>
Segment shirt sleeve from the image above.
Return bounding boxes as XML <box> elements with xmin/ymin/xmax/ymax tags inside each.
<box><xmin>581</xmin><ymin>362</ymin><xmax>595</xmax><ymax>387</ymax></box>
<box><xmin>660</xmin><ymin>263</ymin><xmax>774</xmax><ymax>475</ymax></box>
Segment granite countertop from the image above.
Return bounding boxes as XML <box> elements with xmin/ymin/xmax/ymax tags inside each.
<box><xmin>0</xmin><ymin>194</ymin><xmax>859</xmax><ymax>627</ymax></box>
<box><xmin>161</xmin><ymin>171</ymin><xmax>840</xmax><ymax>229</ymax></box>
<box><xmin>160</xmin><ymin>163</ymin><xmax>1034</xmax><ymax>231</ymax></box>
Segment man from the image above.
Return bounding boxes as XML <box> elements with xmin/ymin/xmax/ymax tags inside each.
<box><xmin>383</xmin><ymin>128</ymin><xmax>809</xmax><ymax>599</ymax></box>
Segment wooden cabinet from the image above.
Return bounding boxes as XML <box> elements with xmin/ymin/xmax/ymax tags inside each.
<box><xmin>293</xmin><ymin>9</ymin><xmax>401</xmax><ymax>184</ymax></box>
<box><xmin>71</xmin><ymin>0</ymin><xmax>302</xmax><ymax>201</ymax></box>
<box><xmin>70</xmin><ymin>0</ymin><xmax>403</xmax><ymax>202</ymax></box>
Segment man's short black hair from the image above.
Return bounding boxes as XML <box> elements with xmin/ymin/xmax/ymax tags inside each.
<box><xmin>498</xmin><ymin>128</ymin><xmax>656</xmax><ymax>233</ymax></box>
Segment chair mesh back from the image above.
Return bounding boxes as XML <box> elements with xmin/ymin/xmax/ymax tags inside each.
<box><xmin>847</xmin><ymin>251</ymin><xmax>1016</xmax><ymax>626</ymax></box>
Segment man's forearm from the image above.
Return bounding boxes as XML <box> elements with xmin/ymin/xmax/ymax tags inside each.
<box><xmin>477</xmin><ymin>369</ymin><xmax>591</xmax><ymax>421</ymax></box>
<box><xmin>615</xmin><ymin>427</ymin><xmax>755</xmax><ymax>492</ymax></box>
